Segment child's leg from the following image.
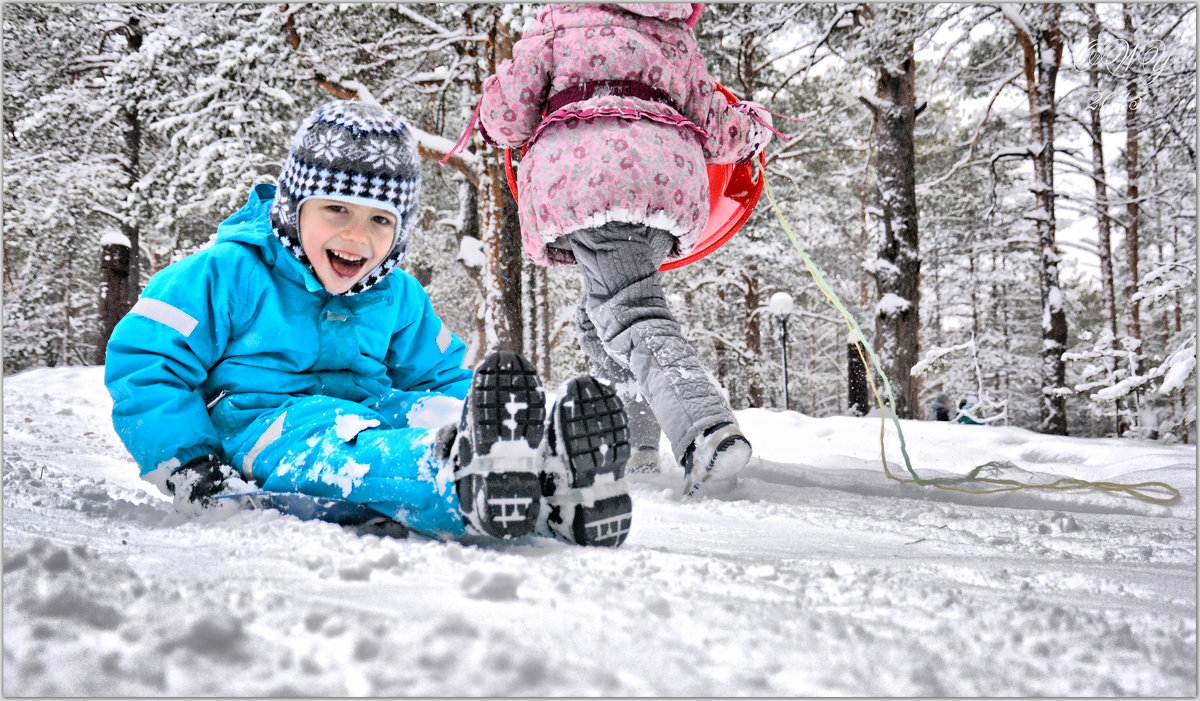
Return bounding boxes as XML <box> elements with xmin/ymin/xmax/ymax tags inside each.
<box><xmin>567</xmin><ymin>222</ymin><xmax>736</xmax><ymax>464</ymax></box>
<box><xmin>576</xmin><ymin>300</ymin><xmax>662</xmax><ymax>471</ymax></box>
<box><xmin>223</xmin><ymin>395</ymin><xmax>466</xmax><ymax>538</ymax></box>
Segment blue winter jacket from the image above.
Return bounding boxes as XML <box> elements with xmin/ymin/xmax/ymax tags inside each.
<box><xmin>105</xmin><ymin>184</ymin><xmax>472</xmax><ymax>489</ymax></box>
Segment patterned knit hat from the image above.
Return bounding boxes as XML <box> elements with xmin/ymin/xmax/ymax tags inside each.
<box><xmin>269</xmin><ymin>100</ymin><xmax>422</xmax><ymax>295</ymax></box>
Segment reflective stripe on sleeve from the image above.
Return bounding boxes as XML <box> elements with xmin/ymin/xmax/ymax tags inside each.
<box><xmin>130</xmin><ymin>298</ymin><xmax>199</xmax><ymax>337</ymax></box>
<box><xmin>242</xmin><ymin>412</ymin><xmax>286</xmax><ymax>482</ymax></box>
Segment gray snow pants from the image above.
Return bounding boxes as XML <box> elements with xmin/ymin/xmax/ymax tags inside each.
<box><xmin>567</xmin><ymin>222</ymin><xmax>736</xmax><ymax>463</ymax></box>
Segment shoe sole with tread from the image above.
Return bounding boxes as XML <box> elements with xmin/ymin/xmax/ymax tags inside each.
<box><xmin>544</xmin><ymin>377</ymin><xmax>632</xmax><ymax>547</ymax></box>
<box><xmin>456</xmin><ymin>352</ymin><xmax>545</xmax><ymax>539</ymax></box>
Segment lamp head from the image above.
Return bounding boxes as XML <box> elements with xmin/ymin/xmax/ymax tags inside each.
<box><xmin>768</xmin><ymin>291</ymin><xmax>795</xmax><ymax>317</ymax></box>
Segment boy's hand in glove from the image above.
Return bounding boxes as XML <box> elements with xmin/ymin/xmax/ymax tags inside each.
<box><xmin>167</xmin><ymin>454</ymin><xmax>251</xmax><ymax>517</ymax></box>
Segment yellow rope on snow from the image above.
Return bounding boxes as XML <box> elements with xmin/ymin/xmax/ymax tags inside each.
<box><xmin>758</xmin><ymin>165</ymin><xmax>1182</xmax><ymax>506</ymax></box>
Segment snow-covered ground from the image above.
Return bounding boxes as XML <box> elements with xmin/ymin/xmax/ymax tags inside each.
<box><xmin>3</xmin><ymin>365</ymin><xmax>1196</xmax><ymax>696</ymax></box>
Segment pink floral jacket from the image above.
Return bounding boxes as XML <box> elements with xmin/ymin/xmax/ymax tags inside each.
<box><xmin>478</xmin><ymin>2</ymin><xmax>771</xmax><ymax>266</ymax></box>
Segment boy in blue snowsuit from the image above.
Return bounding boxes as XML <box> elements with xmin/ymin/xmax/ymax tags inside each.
<box><xmin>105</xmin><ymin>101</ymin><xmax>633</xmax><ymax>547</ymax></box>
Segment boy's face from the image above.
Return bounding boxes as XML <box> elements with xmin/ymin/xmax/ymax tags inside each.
<box><xmin>298</xmin><ymin>198</ymin><xmax>396</xmax><ymax>294</ymax></box>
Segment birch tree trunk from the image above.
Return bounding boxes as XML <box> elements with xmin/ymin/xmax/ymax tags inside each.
<box><xmin>1009</xmin><ymin>4</ymin><xmax>1068</xmax><ymax>435</ymax></box>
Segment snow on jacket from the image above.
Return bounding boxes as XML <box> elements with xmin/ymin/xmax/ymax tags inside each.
<box><xmin>105</xmin><ymin>184</ymin><xmax>472</xmax><ymax>493</ymax></box>
<box><xmin>478</xmin><ymin>2</ymin><xmax>771</xmax><ymax>267</ymax></box>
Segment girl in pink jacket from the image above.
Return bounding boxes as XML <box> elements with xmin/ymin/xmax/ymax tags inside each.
<box><xmin>478</xmin><ymin>2</ymin><xmax>773</xmax><ymax>497</ymax></box>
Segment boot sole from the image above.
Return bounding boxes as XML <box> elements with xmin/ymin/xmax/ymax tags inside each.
<box><xmin>457</xmin><ymin>352</ymin><xmax>545</xmax><ymax>539</ymax></box>
<box><xmin>547</xmin><ymin>377</ymin><xmax>632</xmax><ymax>547</ymax></box>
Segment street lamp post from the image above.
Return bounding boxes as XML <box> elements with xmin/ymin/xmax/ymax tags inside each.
<box><xmin>768</xmin><ymin>291</ymin><xmax>794</xmax><ymax>411</ymax></box>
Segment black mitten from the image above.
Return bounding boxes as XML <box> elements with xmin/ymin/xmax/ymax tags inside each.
<box><xmin>433</xmin><ymin>422</ymin><xmax>459</xmax><ymax>462</ymax></box>
<box><xmin>167</xmin><ymin>454</ymin><xmax>234</xmax><ymax>506</ymax></box>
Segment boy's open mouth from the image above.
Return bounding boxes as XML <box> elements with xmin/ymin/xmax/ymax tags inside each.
<box><xmin>327</xmin><ymin>249</ymin><xmax>368</xmax><ymax>279</ymax></box>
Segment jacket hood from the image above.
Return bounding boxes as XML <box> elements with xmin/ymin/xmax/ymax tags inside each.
<box><xmin>215</xmin><ymin>184</ymin><xmax>277</xmax><ymax>248</ymax></box>
<box><xmin>604</xmin><ymin>3</ymin><xmax>702</xmax><ymax>26</ymax></box>
<box><xmin>215</xmin><ymin>184</ymin><xmax>325</xmax><ymax>294</ymax></box>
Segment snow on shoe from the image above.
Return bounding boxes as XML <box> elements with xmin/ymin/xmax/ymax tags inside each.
<box><xmin>683</xmin><ymin>422</ymin><xmax>752</xmax><ymax>497</ymax></box>
<box><xmin>454</xmin><ymin>351</ymin><xmax>545</xmax><ymax>539</ymax></box>
<box><xmin>626</xmin><ymin>447</ymin><xmax>661</xmax><ymax>474</ymax></box>
<box><xmin>542</xmin><ymin>376</ymin><xmax>633</xmax><ymax>547</ymax></box>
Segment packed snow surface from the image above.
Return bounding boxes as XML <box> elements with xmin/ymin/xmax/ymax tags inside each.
<box><xmin>3</xmin><ymin>366</ymin><xmax>1196</xmax><ymax>695</ymax></box>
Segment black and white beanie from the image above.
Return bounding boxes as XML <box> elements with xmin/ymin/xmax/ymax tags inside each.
<box><xmin>269</xmin><ymin>100</ymin><xmax>422</xmax><ymax>295</ymax></box>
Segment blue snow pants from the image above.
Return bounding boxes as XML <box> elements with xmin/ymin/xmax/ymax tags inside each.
<box><xmin>218</xmin><ymin>393</ymin><xmax>466</xmax><ymax>538</ymax></box>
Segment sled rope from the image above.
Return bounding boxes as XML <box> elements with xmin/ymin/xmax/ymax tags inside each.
<box><xmin>759</xmin><ymin>166</ymin><xmax>1181</xmax><ymax>506</ymax></box>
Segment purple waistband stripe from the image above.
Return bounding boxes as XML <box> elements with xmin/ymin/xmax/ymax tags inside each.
<box><xmin>546</xmin><ymin>80</ymin><xmax>679</xmax><ymax>116</ymax></box>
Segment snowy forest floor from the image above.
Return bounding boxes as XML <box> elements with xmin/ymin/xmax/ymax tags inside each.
<box><xmin>2</xmin><ymin>366</ymin><xmax>1196</xmax><ymax>696</ymax></box>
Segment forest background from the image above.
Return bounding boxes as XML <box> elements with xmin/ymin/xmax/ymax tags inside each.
<box><xmin>2</xmin><ymin>3</ymin><xmax>1195</xmax><ymax>442</ymax></box>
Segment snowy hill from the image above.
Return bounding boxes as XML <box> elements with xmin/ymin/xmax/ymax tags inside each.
<box><xmin>3</xmin><ymin>365</ymin><xmax>1195</xmax><ymax>695</ymax></box>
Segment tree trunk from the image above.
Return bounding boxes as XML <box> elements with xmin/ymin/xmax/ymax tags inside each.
<box><xmin>459</xmin><ymin>180</ymin><xmax>486</xmax><ymax>365</ymax></box>
<box><xmin>714</xmin><ymin>286</ymin><xmax>738</xmax><ymax>405</ymax></box>
<box><xmin>1087</xmin><ymin>10</ymin><xmax>1121</xmax><ymax>439</ymax></box>
<box><xmin>122</xmin><ymin>17</ymin><xmax>143</xmax><ymax>308</ymax></box>
<box><xmin>743</xmin><ymin>267</ymin><xmax>764</xmax><ymax>407</ymax></box>
<box><xmin>847</xmin><ymin>336</ymin><xmax>868</xmax><ymax>416</ymax></box>
<box><xmin>1172</xmin><ymin>225</ymin><xmax>1187</xmax><ymax>444</ymax></box>
<box><xmin>464</xmin><ymin>6</ymin><xmax>524</xmax><ymax>355</ymax></box>
<box><xmin>968</xmin><ymin>252</ymin><xmax>979</xmax><ymax>341</ymax></box>
<box><xmin>728</xmin><ymin>29</ymin><xmax>767</xmax><ymax>409</ymax></box>
<box><xmin>1086</xmin><ymin>5</ymin><xmax>1119</xmax><ymax>339</ymax></box>
<box><xmin>536</xmin><ymin>265</ymin><xmax>550</xmax><ymax>381</ymax></box>
<box><xmin>863</xmin><ymin>51</ymin><xmax>921</xmax><ymax>420</ymax></box>
<box><xmin>523</xmin><ymin>258</ymin><xmax>551</xmax><ymax>381</ymax></box>
<box><xmin>96</xmin><ymin>241</ymin><xmax>132</xmax><ymax>363</ymax></box>
<box><xmin>993</xmin><ymin>250</ymin><xmax>1012</xmax><ymax>423</ymax></box>
<box><xmin>95</xmin><ymin>14</ymin><xmax>143</xmax><ymax>365</ymax></box>
<box><xmin>490</xmin><ymin>163</ymin><xmax>525</xmax><ymax>352</ymax></box>
<box><xmin>929</xmin><ymin>241</ymin><xmax>943</xmax><ymax>347</ymax></box>
<box><xmin>1123</xmin><ymin>4</ymin><xmax>1143</xmax><ymax>372</ymax></box>
<box><xmin>1011</xmin><ymin>4</ymin><xmax>1068</xmax><ymax>434</ymax></box>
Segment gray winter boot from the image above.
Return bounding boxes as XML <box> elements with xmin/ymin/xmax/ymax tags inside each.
<box><xmin>682</xmin><ymin>422</ymin><xmax>752</xmax><ymax>497</ymax></box>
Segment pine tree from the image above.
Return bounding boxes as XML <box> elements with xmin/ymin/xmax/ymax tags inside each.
<box><xmin>1004</xmin><ymin>3</ymin><xmax>1070</xmax><ymax>434</ymax></box>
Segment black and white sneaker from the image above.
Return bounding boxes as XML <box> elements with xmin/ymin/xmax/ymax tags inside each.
<box><xmin>454</xmin><ymin>351</ymin><xmax>545</xmax><ymax>539</ymax></box>
<box><xmin>682</xmin><ymin>422</ymin><xmax>752</xmax><ymax>497</ymax></box>
<box><xmin>541</xmin><ymin>377</ymin><xmax>633</xmax><ymax>547</ymax></box>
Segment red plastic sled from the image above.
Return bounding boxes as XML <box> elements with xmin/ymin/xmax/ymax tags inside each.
<box><xmin>504</xmin><ymin>82</ymin><xmax>766</xmax><ymax>272</ymax></box>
